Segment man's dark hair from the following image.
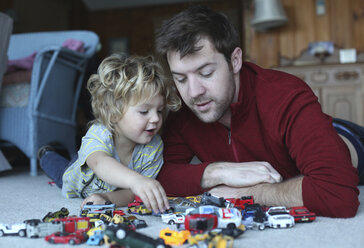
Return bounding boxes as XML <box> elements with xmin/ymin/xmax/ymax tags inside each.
<box><xmin>155</xmin><ymin>5</ymin><xmax>240</xmax><ymax>64</ymax></box>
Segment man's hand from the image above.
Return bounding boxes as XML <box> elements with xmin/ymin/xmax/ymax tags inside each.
<box><xmin>201</xmin><ymin>161</ymin><xmax>282</xmax><ymax>189</ymax></box>
<box><xmin>130</xmin><ymin>175</ymin><xmax>170</xmax><ymax>214</ymax></box>
<box><xmin>209</xmin><ymin>176</ymin><xmax>303</xmax><ymax>207</ymax></box>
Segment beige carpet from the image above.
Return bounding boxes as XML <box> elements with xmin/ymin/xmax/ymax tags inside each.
<box><xmin>1</xmin><ymin>164</ymin><xmax>364</xmax><ymax>248</ymax></box>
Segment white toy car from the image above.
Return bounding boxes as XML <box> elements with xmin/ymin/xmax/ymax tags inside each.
<box><xmin>266</xmin><ymin>206</ymin><xmax>295</xmax><ymax>228</ymax></box>
<box><xmin>161</xmin><ymin>213</ymin><xmax>185</xmax><ymax>225</ymax></box>
<box><xmin>186</xmin><ymin>205</ymin><xmax>242</xmax><ymax>229</ymax></box>
<box><xmin>0</xmin><ymin>223</ymin><xmax>27</xmax><ymax>237</ymax></box>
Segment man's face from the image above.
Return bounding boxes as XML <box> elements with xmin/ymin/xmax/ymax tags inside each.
<box><xmin>167</xmin><ymin>38</ymin><xmax>240</xmax><ymax>124</ymax></box>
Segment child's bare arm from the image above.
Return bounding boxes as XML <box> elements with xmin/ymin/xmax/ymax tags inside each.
<box><xmin>86</xmin><ymin>151</ymin><xmax>169</xmax><ymax>213</ymax></box>
<box><xmin>80</xmin><ymin>189</ymin><xmax>134</xmax><ymax>208</ymax></box>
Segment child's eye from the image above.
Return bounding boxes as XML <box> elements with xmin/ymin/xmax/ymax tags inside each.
<box><xmin>139</xmin><ymin>111</ymin><xmax>148</xmax><ymax>115</ymax></box>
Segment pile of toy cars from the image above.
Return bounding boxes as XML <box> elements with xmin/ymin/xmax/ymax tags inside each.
<box><xmin>0</xmin><ymin>192</ymin><xmax>316</xmax><ymax>247</ymax></box>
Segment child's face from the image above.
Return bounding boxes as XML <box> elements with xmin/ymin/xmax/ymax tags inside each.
<box><xmin>115</xmin><ymin>94</ymin><xmax>164</xmax><ymax>145</ymax></box>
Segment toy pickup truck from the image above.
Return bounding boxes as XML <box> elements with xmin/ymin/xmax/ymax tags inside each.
<box><xmin>0</xmin><ymin>223</ymin><xmax>27</xmax><ymax>237</ymax></box>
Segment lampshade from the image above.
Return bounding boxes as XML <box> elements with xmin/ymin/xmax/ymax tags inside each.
<box><xmin>251</xmin><ymin>0</ymin><xmax>288</xmax><ymax>32</ymax></box>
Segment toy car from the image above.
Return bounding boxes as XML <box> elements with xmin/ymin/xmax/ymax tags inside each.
<box><xmin>186</xmin><ymin>205</ymin><xmax>242</xmax><ymax>229</ymax></box>
<box><xmin>184</xmin><ymin>195</ymin><xmax>202</xmax><ymax>204</ymax></box>
<box><xmin>225</xmin><ymin>196</ymin><xmax>254</xmax><ymax>209</ymax></box>
<box><xmin>241</xmin><ymin>203</ymin><xmax>267</xmax><ymax>230</ymax></box>
<box><xmin>26</xmin><ymin>221</ymin><xmax>63</xmax><ymax>238</ymax></box>
<box><xmin>159</xmin><ymin>228</ymin><xmax>190</xmax><ymax>246</ymax></box>
<box><xmin>104</xmin><ymin>224</ymin><xmax>171</xmax><ymax>248</ymax></box>
<box><xmin>168</xmin><ymin>197</ymin><xmax>200</xmax><ymax>213</ymax></box>
<box><xmin>184</xmin><ymin>214</ymin><xmax>218</xmax><ymax>233</ymax></box>
<box><xmin>80</xmin><ymin>202</ymin><xmax>115</xmax><ymax>217</ymax></box>
<box><xmin>207</xmin><ymin>233</ymin><xmax>234</xmax><ymax>248</ymax></box>
<box><xmin>42</xmin><ymin>207</ymin><xmax>69</xmax><ymax>222</ymax></box>
<box><xmin>0</xmin><ymin>223</ymin><xmax>26</xmax><ymax>237</ymax></box>
<box><xmin>219</xmin><ymin>224</ymin><xmax>246</xmax><ymax>238</ymax></box>
<box><xmin>161</xmin><ymin>213</ymin><xmax>185</xmax><ymax>225</ymax></box>
<box><xmin>53</xmin><ymin>216</ymin><xmax>91</xmax><ymax>233</ymax></box>
<box><xmin>86</xmin><ymin>229</ymin><xmax>105</xmax><ymax>245</ymax></box>
<box><xmin>110</xmin><ymin>214</ymin><xmax>137</xmax><ymax>225</ymax></box>
<box><xmin>23</xmin><ymin>219</ymin><xmax>42</xmax><ymax>225</ymax></box>
<box><xmin>131</xmin><ymin>219</ymin><xmax>148</xmax><ymax>229</ymax></box>
<box><xmin>127</xmin><ymin>196</ymin><xmax>143</xmax><ymax>208</ymax></box>
<box><xmin>127</xmin><ymin>205</ymin><xmax>152</xmax><ymax>215</ymax></box>
<box><xmin>201</xmin><ymin>192</ymin><xmax>227</xmax><ymax>207</ymax></box>
<box><xmin>266</xmin><ymin>206</ymin><xmax>295</xmax><ymax>228</ymax></box>
<box><xmin>289</xmin><ymin>206</ymin><xmax>316</xmax><ymax>223</ymax></box>
<box><xmin>99</xmin><ymin>213</ymin><xmax>113</xmax><ymax>224</ymax></box>
<box><xmin>45</xmin><ymin>231</ymin><xmax>86</xmax><ymax>245</ymax></box>
<box><xmin>113</xmin><ymin>209</ymin><xmax>125</xmax><ymax>216</ymax></box>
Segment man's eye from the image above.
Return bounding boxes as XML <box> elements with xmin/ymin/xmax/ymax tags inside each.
<box><xmin>175</xmin><ymin>77</ymin><xmax>186</xmax><ymax>83</ymax></box>
<box><xmin>201</xmin><ymin>71</ymin><xmax>213</xmax><ymax>78</ymax></box>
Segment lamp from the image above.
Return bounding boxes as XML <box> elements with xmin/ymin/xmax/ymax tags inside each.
<box><xmin>251</xmin><ymin>0</ymin><xmax>288</xmax><ymax>32</ymax></box>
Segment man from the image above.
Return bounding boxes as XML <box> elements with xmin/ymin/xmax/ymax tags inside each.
<box><xmin>155</xmin><ymin>5</ymin><xmax>359</xmax><ymax>217</ymax></box>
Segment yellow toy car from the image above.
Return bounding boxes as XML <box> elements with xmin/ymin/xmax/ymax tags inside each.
<box><xmin>159</xmin><ymin>228</ymin><xmax>190</xmax><ymax>246</ymax></box>
<box><xmin>127</xmin><ymin>205</ymin><xmax>152</xmax><ymax>215</ymax></box>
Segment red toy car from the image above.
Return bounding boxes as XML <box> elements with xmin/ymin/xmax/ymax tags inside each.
<box><xmin>45</xmin><ymin>232</ymin><xmax>86</xmax><ymax>245</ymax></box>
<box><xmin>53</xmin><ymin>216</ymin><xmax>91</xmax><ymax>233</ymax></box>
<box><xmin>127</xmin><ymin>196</ymin><xmax>143</xmax><ymax>208</ymax></box>
<box><xmin>225</xmin><ymin>196</ymin><xmax>254</xmax><ymax>209</ymax></box>
<box><xmin>289</xmin><ymin>206</ymin><xmax>316</xmax><ymax>223</ymax></box>
<box><xmin>184</xmin><ymin>214</ymin><xmax>218</xmax><ymax>233</ymax></box>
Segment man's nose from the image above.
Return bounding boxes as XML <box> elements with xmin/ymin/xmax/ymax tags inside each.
<box><xmin>188</xmin><ymin>78</ymin><xmax>205</xmax><ymax>98</ymax></box>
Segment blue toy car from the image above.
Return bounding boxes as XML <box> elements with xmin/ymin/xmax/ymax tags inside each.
<box><xmin>86</xmin><ymin>230</ymin><xmax>104</xmax><ymax>245</ymax></box>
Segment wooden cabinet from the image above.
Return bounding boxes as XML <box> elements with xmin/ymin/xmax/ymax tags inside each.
<box><xmin>275</xmin><ymin>63</ymin><xmax>364</xmax><ymax>125</ymax></box>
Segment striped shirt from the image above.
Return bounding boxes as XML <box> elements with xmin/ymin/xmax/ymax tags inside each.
<box><xmin>62</xmin><ymin>123</ymin><xmax>164</xmax><ymax>198</ymax></box>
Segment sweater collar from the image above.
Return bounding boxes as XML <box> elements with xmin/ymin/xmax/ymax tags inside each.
<box><xmin>230</xmin><ymin>62</ymin><xmax>257</xmax><ymax>120</ymax></box>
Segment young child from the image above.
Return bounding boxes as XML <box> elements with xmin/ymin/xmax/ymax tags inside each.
<box><xmin>38</xmin><ymin>54</ymin><xmax>181</xmax><ymax>213</ymax></box>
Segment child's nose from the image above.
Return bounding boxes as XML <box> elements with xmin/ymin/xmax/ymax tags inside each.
<box><xmin>150</xmin><ymin>111</ymin><xmax>160</xmax><ymax>123</ymax></box>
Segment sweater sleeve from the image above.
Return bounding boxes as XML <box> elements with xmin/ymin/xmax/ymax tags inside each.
<box><xmin>270</xmin><ymin>77</ymin><xmax>359</xmax><ymax>217</ymax></box>
<box><xmin>157</xmin><ymin>109</ymin><xmax>210</xmax><ymax>196</ymax></box>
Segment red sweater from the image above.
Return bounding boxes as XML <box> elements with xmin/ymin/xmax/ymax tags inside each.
<box><xmin>158</xmin><ymin>62</ymin><xmax>359</xmax><ymax>217</ymax></box>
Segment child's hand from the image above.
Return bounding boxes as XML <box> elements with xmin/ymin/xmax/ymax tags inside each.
<box><xmin>80</xmin><ymin>193</ymin><xmax>110</xmax><ymax>209</ymax></box>
<box><xmin>130</xmin><ymin>176</ymin><xmax>169</xmax><ymax>214</ymax></box>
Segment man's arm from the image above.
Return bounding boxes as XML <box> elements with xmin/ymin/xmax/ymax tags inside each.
<box><xmin>209</xmin><ymin>176</ymin><xmax>303</xmax><ymax>208</ymax></box>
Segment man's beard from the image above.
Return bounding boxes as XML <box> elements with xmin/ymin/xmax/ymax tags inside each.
<box><xmin>190</xmin><ymin>94</ymin><xmax>233</xmax><ymax>123</ymax></box>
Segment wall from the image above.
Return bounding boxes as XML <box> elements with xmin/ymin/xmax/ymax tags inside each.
<box><xmin>246</xmin><ymin>0</ymin><xmax>364</xmax><ymax>68</ymax></box>
<box><xmin>76</xmin><ymin>0</ymin><xmax>243</xmax><ymax>59</ymax></box>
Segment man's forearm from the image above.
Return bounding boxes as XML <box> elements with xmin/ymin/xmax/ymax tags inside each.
<box><xmin>247</xmin><ymin>176</ymin><xmax>303</xmax><ymax>207</ymax></box>
<box><xmin>209</xmin><ymin>176</ymin><xmax>303</xmax><ymax>207</ymax></box>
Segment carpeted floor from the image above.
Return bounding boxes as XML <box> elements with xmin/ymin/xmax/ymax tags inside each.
<box><xmin>1</xmin><ymin>163</ymin><xmax>364</xmax><ymax>248</ymax></box>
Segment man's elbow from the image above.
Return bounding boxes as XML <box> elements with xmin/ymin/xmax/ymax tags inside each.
<box><xmin>312</xmin><ymin>191</ymin><xmax>359</xmax><ymax>218</ymax></box>
<box><xmin>303</xmin><ymin>178</ymin><xmax>359</xmax><ymax>218</ymax></box>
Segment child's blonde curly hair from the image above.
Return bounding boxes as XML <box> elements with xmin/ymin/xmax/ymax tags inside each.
<box><xmin>87</xmin><ymin>53</ymin><xmax>181</xmax><ymax>135</ymax></box>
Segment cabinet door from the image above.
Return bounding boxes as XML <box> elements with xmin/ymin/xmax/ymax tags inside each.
<box><xmin>322</xmin><ymin>85</ymin><xmax>360</xmax><ymax>124</ymax></box>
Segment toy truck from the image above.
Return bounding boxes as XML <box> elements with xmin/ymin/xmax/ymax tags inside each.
<box><xmin>26</xmin><ymin>221</ymin><xmax>63</xmax><ymax>238</ymax></box>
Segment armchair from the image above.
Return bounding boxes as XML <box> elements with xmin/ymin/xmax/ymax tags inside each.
<box><xmin>333</xmin><ymin>118</ymin><xmax>364</xmax><ymax>184</ymax></box>
<box><xmin>0</xmin><ymin>30</ymin><xmax>99</xmax><ymax>176</ymax></box>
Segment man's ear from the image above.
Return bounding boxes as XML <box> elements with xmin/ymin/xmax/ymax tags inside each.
<box><xmin>231</xmin><ymin>47</ymin><xmax>243</xmax><ymax>74</ymax></box>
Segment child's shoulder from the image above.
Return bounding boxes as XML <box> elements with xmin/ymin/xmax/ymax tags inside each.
<box><xmin>84</xmin><ymin>123</ymin><xmax>112</xmax><ymax>139</ymax></box>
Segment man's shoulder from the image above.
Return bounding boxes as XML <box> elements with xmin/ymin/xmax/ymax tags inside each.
<box><xmin>244</xmin><ymin>62</ymin><xmax>308</xmax><ymax>92</ymax></box>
